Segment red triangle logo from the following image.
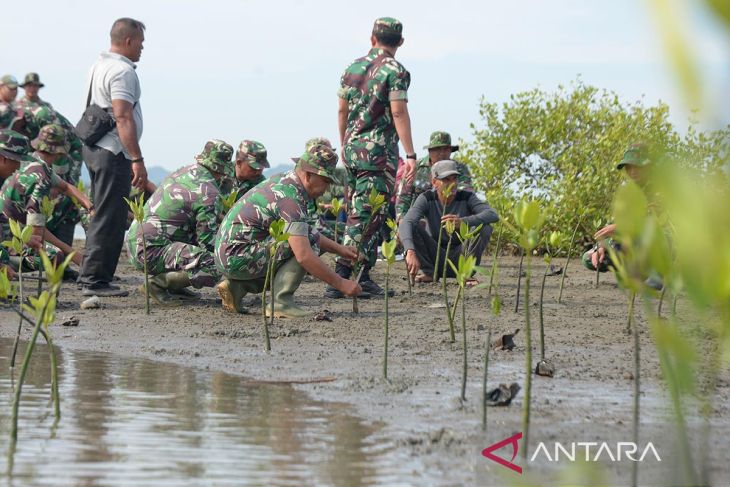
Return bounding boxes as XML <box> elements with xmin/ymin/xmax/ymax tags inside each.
<box><xmin>481</xmin><ymin>432</ymin><xmax>523</xmax><ymax>474</ymax></box>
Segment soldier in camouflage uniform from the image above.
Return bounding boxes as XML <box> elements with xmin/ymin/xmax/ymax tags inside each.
<box><xmin>332</xmin><ymin>17</ymin><xmax>418</xmax><ymax>298</ymax></box>
<box><xmin>0</xmin><ymin>127</ymin><xmax>93</xmax><ymax>270</ymax></box>
<box><xmin>126</xmin><ymin>139</ymin><xmax>235</xmax><ymax>303</ymax></box>
<box><xmin>16</xmin><ymin>73</ymin><xmax>53</xmax><ymax>112</ymax></box>
<box><xmin>395</xmin><ymin>131</ymin><xmax>473</xmax><ymax>221</ymax></box>
<box><xmin>0</xmin><ymin>75</ymin><xmax>19</xmax><ymax>129</ymax></box>
<box><xmin>231</xmin><ymin>140</ymin><xmax>269</xmax><ymax>200</ymax></box>
<box><xmin>214</xmin><ymin>143</ymin><xmax>362</xmax><ymax>316</ymax></box>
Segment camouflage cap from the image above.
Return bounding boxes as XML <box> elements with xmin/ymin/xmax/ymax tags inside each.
<box><xmin>31</xmin><ymin>124</ymin><xmax>69</xmax><ymax>154</ymax></box>
<box><xmin>616</xmin><ymin>143</ymin><xmax>651</xmax><ymax>170</ymax></box>
<box><xmin>0</xmin><ymin>75</ymin><xmax>18</xmax><ymax>89</ymax></box>
<box><xmin>298</xmin><ymin>144</ymin><xmax>338</xmax><ymax>182</ymax></box>
<box><xmin>236</xmin><ymin>140</ymin><xmax>270</xmax><ymax>170</ymax></box>
<box><xmin>20</xmin><ymin>72</ymin><xmax>44</xmax><ymax>88</ymax></box>
<box><xmin>195</xmin><ymin>139</ymin><xmax>234</xmax><ymax>177</ymax></box>
<box><xmin>372</xmin><ymin>17</ymin><xmax>403</xmax><ymax>38</ymax></box>
<box><xmin>424</xmin><ymin>131</ymin><xmax>459</xmax><ymax>152</ymax></box>
<box><xmin>0</xmin><ymin>129</ymin><xmax>35</xmax><ymax>163</ymax></box>
<box><xmin>292</xmin><ymin>137</ymin><xmax>336</xmax><ymax>164</ymax></box>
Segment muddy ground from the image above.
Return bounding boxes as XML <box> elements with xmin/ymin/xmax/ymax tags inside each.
<box><xmin>2</xmin><ymin>248</ymin><xmax>729</xmax><ymax>486</ymax></box>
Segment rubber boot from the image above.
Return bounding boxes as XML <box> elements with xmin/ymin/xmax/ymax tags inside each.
<box><xmin>217</xmin><ymin>278</ymin><xmax>251</xmax><ymax>314</ymax></box>
<box><xmin>266</xmin><ymin>258</ymin><xmax>309</xmax><ymax>319</ymax></box>
<box><xmin>157</xmin><ymin>271</ymin><xmax>200</xmax><ymax>300</ymax></box>
<box><xmin>139</xmin><ymin>273</ymin><xmax>182</xmax><ymax>305</ymax></box>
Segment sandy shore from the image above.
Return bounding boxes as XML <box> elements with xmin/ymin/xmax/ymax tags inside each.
<box><xmin>2</xmin><ymin>251</ymin><xmax>729</xmax><ymax>486</ymax></box>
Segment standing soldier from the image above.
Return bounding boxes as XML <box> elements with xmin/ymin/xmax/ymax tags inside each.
<box><xmin>126</xmin><ymin>139</ymin><xmax>235</xmax><ymax>302</ymax></box>
<box><xmin>0</xmin><ymin>75</ymin><xmax>19</xmax><ymax>129</ymax></box>
<box><xmin>16</xmin><ymin>73</ymin><xmax>53</xmax><ymax>111</ymax></box>
<box><xmin>231</xmin><ymin>140</ymin><xmax>268</xmax><ymax>199</ymax></box>
<box><xmin>330</xmin><ymin>17</ymin><xmax>418</xmax><ymax>298</ymax></box>
<box><xmin>395</xmin><ymin>131</ymin><xmax>473</xmax><ymax>221</ymax></box>
<box><xmin>215</xmin><ymin>143</ymin><xmax>362</xmax><ymax>316</ymax></box>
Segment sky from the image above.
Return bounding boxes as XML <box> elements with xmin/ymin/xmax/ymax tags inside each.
<box><xmin>1</xmin><ymin>0</ymin><xmax>727</xmax><ymax>172</ymax></box>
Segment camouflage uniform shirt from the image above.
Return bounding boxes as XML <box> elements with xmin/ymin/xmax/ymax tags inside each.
<box><xmin>234</xmin><ymin>174</ymin><xmax>266</xmax><ymax>201</ymax></box>
<box><xmin>0</xmin><ymin>101</ymin><xmax>16</xmax><ymax>129</ymax></box>
<box><xmin>0</xmin><ymin>159</ymin><xmax>62</xmax><ymax>228</ymax></box>
<box><xmin>396</xmin><ymin>156</ymin><xmax>473</xmax><ymax>218</ymax></box>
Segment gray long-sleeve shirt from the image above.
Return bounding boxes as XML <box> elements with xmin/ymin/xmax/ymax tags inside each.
<box><xmin>399</xmin><ymin>189</ymin><xmax>499</xmax><ymax>252</ymax></box>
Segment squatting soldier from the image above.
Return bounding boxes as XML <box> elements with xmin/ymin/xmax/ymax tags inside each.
<box><xmin>16</xmin><ymin>73</ymin><xmax>53</xmax><ymax>111</ymax></box>
<box><xmin>332</xmin><ymin>16</ymin><xmax>418</xmax><ymax>298</ymax></box>
<box><xmin>126</xmin><ymin>139</ymin><xmax>235</xmax><ymax>302</ymax></box>
<box><xmin>231</xmin><ymin>140</ymin><xmax>268</xmax><ymax>199</ymax></box>
<box><xmin>0</xmin><ymin>75</ymin><xmax>19</xmax><ymax>129</ymax></box>
<box><xmin>0</xmin><ymin>128</ymin><xmax>93</xmax><ymax>269</ymax></box>
<box><xmin>214</xmin><ymin>143</ymin><xmax>362</xmax><ymax>317</ymax></box>
<box><xmin>395</xmin><ymin>131</ymin><xmax>473</xmax><ymax>221</ymax></box>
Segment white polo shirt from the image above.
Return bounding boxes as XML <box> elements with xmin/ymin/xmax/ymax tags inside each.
<box><xmin>85</xmin><ymin>51</ymin><xmax>143</xmax><ymax>158</ymax></box>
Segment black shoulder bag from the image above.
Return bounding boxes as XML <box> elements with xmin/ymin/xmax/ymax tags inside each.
<box><xmin>75</xmin><ymin>66</ymin><xmax>116</xmax><ymax>146</ymax></box>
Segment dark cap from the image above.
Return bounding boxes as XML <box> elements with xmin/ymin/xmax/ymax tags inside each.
<box><xmin>0</xmin><ymin>129</ymin><xmax>35</xmax><ymax>163</ymax></box>
<box><xmin>617</xmin><ymin>143</ymin><xmax>652</xmax><ymax>170</ymax></box>
<box><xmin>20</xmin><ymin>72</ymin><xmax>44</xmax><ymax>88</ymax></box>
<box><xmin>431</xmin><ymin>160</ymin><xmax>460</xmax><ymax>179</ymax></box>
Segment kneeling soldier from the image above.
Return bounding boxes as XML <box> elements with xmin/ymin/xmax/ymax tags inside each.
<box><xmin>215</xmin><ymin>143</ymin><xmax>362</xmax><ymax>316</ymax></box>
<box><xmin>126</xmin><ymin>139</ymin><xmax>235</xmax><ymax>302</ymax></box>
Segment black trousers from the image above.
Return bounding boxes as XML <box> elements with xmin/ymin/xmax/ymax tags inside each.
<box><xmin>52</xmin><ymin>221</ymin><xmax>76</xmax><ymax>247</ymax></box>
<box><xmin>412</xmin><ymin>222</ymin><xmax>493</xmax><ymax>277</ymax></box>
<box><xmin>78</xmin><ymin>145</ymin><xmax>131</xmax><ymax>287</ymax></box>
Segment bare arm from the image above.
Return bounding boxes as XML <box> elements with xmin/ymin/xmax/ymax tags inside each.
<box><xmin>391</xmin><ymin>99</ymin><xmax>416</xmax><ymax>182</ymax></box>
<box><xmin>112</xmin><ymin>98</ymin><xmax>147</xmax><ymax>190</ymax></box>
<box><xmin>338</xmin><ymin>97</ymin><xmax>348</xmax><ymax>148</ymax></box>
<box><xmin>58</xmin><ymin>180</ymin><xmax>93</xmax><ymax>212</ymax></box>
<box><xmin>32</xmin><ymin>225</ymin><xmax>82</xmax><ymax>266</ymax></box>
<box><xmin>289</xmin><ymin>235</ymin><xmax>361</xmax><ymax>296</ymax></box>
<box><xmin>318</xmin><ymin>235</ymin><xmax>358</xmax><ymax>260</ymax></box>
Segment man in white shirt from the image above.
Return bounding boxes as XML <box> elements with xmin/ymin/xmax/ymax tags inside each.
<box><xmin>79</xmin><ymin>17</ymin><xmax>149</xmax><ymax>296</ymax></box>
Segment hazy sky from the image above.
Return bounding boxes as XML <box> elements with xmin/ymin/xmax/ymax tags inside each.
<box><xmin>1</xmin><ymin>0</ymin><xmax>727</xmax><ymax>171</ymax></box>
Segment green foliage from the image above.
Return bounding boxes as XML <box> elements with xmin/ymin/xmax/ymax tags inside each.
<box><xmin>3</xmin><ymin>219</ymin><xmax>33</xmax><ymax>255</ymax></box>
<box><xmin>124</xmin><ymin>194</ymin><xmax>145</xmax><ymax>223</ymax></box>
<box><xmin>330</xmin><ymin>197</ymin><xmax>342</xmax><ymax>216</ymax></box>
<box><xmin>220</xmin><ymin>190</ymin><xmax>238</xmax><ymax>213</ymax></box>
<box><xmin>0</xmin><ymin>268</ymin><xmax>16</xmax><ymax>301</ymax></box>
<box><xmin>381</xmin><ymin>239</ymin><xmax>397</xmax><ymax>266</ymax></box>
<box><xmin>460</xmin><ymin>79</ymin><xmax>729</xmax><ymax>252</ymax></box>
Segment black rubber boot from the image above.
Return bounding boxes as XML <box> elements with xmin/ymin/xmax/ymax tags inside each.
<box><xmin>324</xmin><ymin>262</ymin><xmax>370</xmax><ymax>299</ymax></box>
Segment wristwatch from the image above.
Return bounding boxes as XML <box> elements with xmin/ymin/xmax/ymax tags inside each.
<box><xmin>406</xmin><ymin>153</ymin><xmax>417</xmax><ymax>160</ymax></box>
<box><xmin>130</xmin><ymin>157</ymin><xmax>144</xmax><ymax>163</ymax></box>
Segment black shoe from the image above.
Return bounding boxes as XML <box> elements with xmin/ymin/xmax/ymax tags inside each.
<box><xmin>81</xmin><ymin>283</ymin><xmax>129</xmax><ymax>297</ymax></box>
<box><xmin>63</xmin><ymin>267</ymin><xmax>79</xmax><ymax>282</ymax></box>
<box><xmin>323</xmin><ymin>286</ymin><xmax>371</xmax><ymax>299</ymax></box>
<box><xmin>359</xmin><ymin>279</ymin><xmax>395</xmax><ymax>297</ymax></box>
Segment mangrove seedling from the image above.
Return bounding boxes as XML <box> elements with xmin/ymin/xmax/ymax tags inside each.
<box><xmin>513</xmin><ymin>198</ymin><xmax>544</xmax><ymax>461</ymax></box>
<box><xmin>36</xmin><ymin>195</ymin><xmax>56</xmax><ymax>297</ymax></box>
<box><xmin>594</xmin><ymin>217</ymin><xmax>603</xmax><ymax>288</ymax></box>
<box><xmin>381</xmin><ymin>239</ymin><xmax>397</xmax><ymax>379</ymax></box>
<box><xmin>432</xmin><ymin>182</ymin><xmax>455</xmax><ymax>284</ymax></box>
<box><xmin>220</xmin><ymin>189</ymin><xmax>239</xmax><ymax>213</ymax></box>
<box><xmin>385</xmin><ymin>217</ymin><xmax>410</xmax><ymax>296</ymax></box>
<box><xmin>536</xmin><ymin>231</ymin><xmax>562</xmax><ymax>377</ymax></box>
<box><xmin>125</xmin><ymin>194</ymin><xmax>149</xmax><ymax>314</ymax></box>
<box><xmin>330</xmin><ymin>197</ymin><xmax>343</xmax><ymax>244</ymax></box>
<box><xmin>558</xmin><ymin>214</ymin><xmax>583</xmax><ymax>303</ymax></box>
<box><xmin>3</xmin><ymin>219</ymin><xmax>34</xmax><ymax>368</ymax></box>
<box><xmin>261</xmin><ymin>218</ymin><xmax>290</xmax><ymax>351</ymax></box>
<box><xmin>487</xmin><ymin>221</ymin><xmax>504</xmax><ymax>297</ymax></box>
<box><xmin>352</xmin><ymin>189</ymin><xmax>386</xmax><ymax>313</ymax></box>
<box><xmin>514</xmin><ymin>249</ymin><xmax>524</xmax><ymax>313</ymax></box>
<box><xmin>442</xmin><ymin>219</ymin><xmax>457</xmax><ymax>342</ymax></box>
<box><xmin>448</xmin><ymin>253</ymin><xmax>477</xmax><ymax>401</ymax></box>
<box><xmin>483</xmin><ymin>294</ymin><xmax>502</xmax><ymax>432</ymax></box>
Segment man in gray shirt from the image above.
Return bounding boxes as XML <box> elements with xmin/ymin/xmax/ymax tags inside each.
<box><xmin>399</xmin><ymin>160</ymin><xmax>498</xmax><ymax>283</ymax></box>
<box><xmin>79</xmin><ymin>17</ymin><xmax>148</xmax><ymax>296</ymax></box>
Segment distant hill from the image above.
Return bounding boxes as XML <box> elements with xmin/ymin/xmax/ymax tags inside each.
<box><xmin>81</xmin><ymin>165</ymin><xmax>170</xmax><ymax>186</ymax></box>
<box><xmin>264</xmin><ymin>163</ymin><xmax>294</xmax><ymax>177</ymax></box>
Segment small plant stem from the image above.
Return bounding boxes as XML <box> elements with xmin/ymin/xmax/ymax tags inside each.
<box><xmin>629</xmin><ymin>291</ymin><xmax>639</xmax><ymax>487</ymax></box>
<box><xmin>671</xmin><ymin>293</ymin><xmax>678</xmax><ymax>318</ymax></box>
<box><xmin>657</xmin><ymin>287</ymin><xmax>666</xmax><ymax>318</ymax></box>
<box><xmin>443</xmin><ymin>237</ymin><xmax>455</xmax><ymax>342</ymax></box>
<box><xmin>459</xmin><ymin>287</ymin><xmax>467</xmax><ymax>401</ymax></box>
<box><xmin>37</xmin><ymin>228</ymin><xmax>45</xmax><ymax>297</ymax></box>
<box><xmin>558</xmin><ymin>216</ymin><xmax>582</xmax><ymax>303</ymax></box>
<box><xmin>433</xmin><ymin>204</ymin><xmax>448</xmax><ymax>284</ymax></box>
<box><xmin>487</xmin><ymin>224</ymin><xmax>503</xmax><ymax>297</ymax></box>
<box><xmin>352</xmin><ymin>265</ymin><xmax>366</xmax><ymax>314</ymax></box>
<box><xmin>482</xmin><ymin>326</ymin><xmax>491</xmax><ymax>432</ymax></box>
<box><xmin>261</xmin><ymin>247</ymin><xmax>272</xmax><ymax>351</ymax></box>
<box><xmin>333</xmin><ymin>224</ymin><xmax>338</xmax><ymax>246</ymax></box>
<box><xmin>10</xmin><ymin>253</ymin><xmax>26</xmax><ymax>368</ymax></box>
<box><xmin>521</xmin><ymin>254</ymin><xmax>532</xmax><ymax>461</ymax></box>
<box><xmin>514</xmin><ymin>249</ymin><xmax>524</xmax><ymax>313</ymax></box>
<box><xmin>269</xmin><ymin>256</ymin><xmax>275</xmax><ymax>329</ymax></box>
<box><xmin>626</xmin><ymin>292</ymin><xmax>636</xmax><ymax>334</ymax></box>
<box><xmin>595</xmin><ymin>262</ymin><xmax>600</xmax><ymax>288</ymax></box>
<box><xmin>383</xmin><ymin>264</ymin><xmax>390</xmax><ymax>380</ymax></box>
<box><xmin>406</xmin><ymin>267</ymin><xmax>412</xmax><ymax>297</ymax></box>
<box><xmin>539</xmin><ymin>261</ymin><xmax>549</xmax><ymax>360</ymax></box>
<box><xmin>46</xmin><ymin>329</ymin><xmax>60</xmax><ymax>421</ymax></box>
<box><xmin>142</xmin><ymin>233</ymin><xmax>150</xmax><ymax>315</ymax></box>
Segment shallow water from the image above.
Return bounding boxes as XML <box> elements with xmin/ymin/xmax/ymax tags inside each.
<box><xmin>0</xmin><ymin>338</ymin><xmax>417</xmax><ymax>486</ymax></box>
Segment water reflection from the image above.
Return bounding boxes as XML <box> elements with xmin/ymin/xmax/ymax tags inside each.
<box><xmin>0</xmin><ymin>339</ymin><xmax>413</xmax><ymax>486</ymax></box>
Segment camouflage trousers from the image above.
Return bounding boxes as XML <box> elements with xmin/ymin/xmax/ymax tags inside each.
<box><xmin>339</xmin><ymin>166</ymin><xmax>396</xmax><ymax>269</ymax></box>
<box><xmin>215</xmin><ymin>233</ymin><xmax>320</xmax><ymax>281</ymax></box>
<box><xmin>126</xmin><ymin>233</ymin><xmax>219</xmax><ymax>288</ymax></box>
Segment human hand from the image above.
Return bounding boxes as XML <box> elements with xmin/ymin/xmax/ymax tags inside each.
<box><xmin>339</xmin><ymin>245</ymin><xmax>359</xmax><ymax>261</ymax></box>
<box><xmin>131</xmin><ymin>161</ymin><xmax>148</xmax><ymax>191</ymax></box>
<box><xmin>405</xmin><ymin>248</ymin><xmax>420</xmax><ymax>277</ymax></box>
<box><xmin>590</xmin><ymin>247</ymin><xmax>606</xmax><ymax>268</ymax></box>
<box><xmin>403</xmin><ymin>158</ymin><xmax>416</xmax><ymax>185</ymax></box>
<box><xmin>441</xmin><ymin>214</ymin><xmax>462</xmax><ymax>226</ymax></box>
<box><xmin>593</xmin><ymin>224</ymin><xmax>616</xmax><ymax>240</ymax></box>
<box><xmin>27</xmin><ymin>234</ymin><xmax>43</xmax><ymax>252</ymax></box>
<box><xmin>339</xmin><ymin>278</ymin><xmax>363</xmax><ymax>297</ymax></box>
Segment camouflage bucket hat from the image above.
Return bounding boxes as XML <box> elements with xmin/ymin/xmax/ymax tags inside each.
<box><xmin>237</xmin><ymin>140</ymin><xmax>270</xmax><ymax>170</ymax></box>
<box><xmin>20</xmin><ymin>72</ymin><xmax>44</xmax><ymax>88</ymax></box>
<box><xmin>0</xmin><ymin>129</ymin><xmax>35</xmax><ymax>163</ymax></box>
<box><xmin>424</xmin><ymin>131</ymin><xmax>458</xmax><ymax>152</ymax></box>
<box><xmin>292</xmin><ymin>137</ymin><xmax>336</xmax><ymax>163</ymax></box>
<box><xmin>298</xmin><ymin>144</ymin><xmax>338</xmax><ymax>182</ymax></box>
<box><xmin>195</xmin><ymin>139</ymin><xmax>234</xmax><ymax>177</ymax></box>
<box><xmin>372</xmin><ymin>17</ymin><xmax>403</xmax><ymax>38</ymax></box>
<box><xmin>616</xmin><ymin>143</ymin><xmax>651</xmax><ymax>170</ymax></box>
<box><xmin>31</xmin><ymin>124</ymin><xmax>69</xmax><ymax>154</ymax></box>
<box><xmin>1</xmin><ymin>75</ymin><xmax>19</xmax><ymax>89</ymax></box>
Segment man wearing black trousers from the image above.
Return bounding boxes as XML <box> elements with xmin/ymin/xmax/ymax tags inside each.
<box><xmin>79</xmin><ymin>17</ymin><xmax>148</xmax><ymax>296</ymax></box>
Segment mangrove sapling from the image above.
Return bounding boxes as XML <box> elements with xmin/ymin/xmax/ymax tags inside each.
<box><xmin>4</xmin><ymin>219</ymin><xmax>34</xmax><ymax>369</ymax></box>
<box><xmin>381</xmin><ymin>239</ymin><xmax>397</xmax><ymax>379</ymax></box>
<box><xmin>558</xmin><ymin>214</ymin><xmax>583</xmax><ymax>303</ymax></box>
<box><xmin>483</xmin><ymin>295</ymin><xmax>502</xmax><ymax>432</ymax></box>
<box><xmin>261</xmin><ymin>219</ymin><xmax>290</xmax><ymax>351</ymax></box>
<box><xmin>442</xmin><ymin>220</ymin><xmax>456</xmax><ymax>342</ymax></box>
<box><xmin>432</xmin><ymin>182</ymin><xmax>454</xmax><ymax>284</ymax></box>
<box><xmin>352</xmin><ymin>189</ymin><xmax>386</xmax><ymax>313</ymax></box>
<box><xmin>514</xmin><ymin>249</ymin><xmax>524</xmax><ymax>313</ymax></box>
<box><xmin>220</xmin><ymin>190</ymin><xmax>239</xmax><ymax>213</ymax></box>
<box><xmin>536</xmin><ymin>231</ymin><xmax>562</xmax><ymax>377</ymax></box>
<box><xmin>487</xmin><ymin>221</ymin><xmax>503</xmax><ymax>297</ymax></box>
<box><xmin>36</xmin><ymin>196</ymin><xmax>55</xmax><ymax>298</ymax></box>
<box><xmin>594</xmin><ymin>218</ymin><xmax>603</xmax><ymax>288</ymax></box>
<box><xmin>448</xmin><ymin>254</ymin><xmax>477</xmax><ymax>401</ymax></box>
<box><xmin>385</xmin><ymin>217</ymin><xmax>411</xmax><ymax>297</ymax></box>
<box><xmin>330</xmin><ymin>198</ymin><xmax>343</xmax><ymax>244</ymax></box>
<box><xmin>125</xmin><ymin>195</ymin><xmax>150</xmax><ymax>314</ymax></box>
<box><xmin>513</xmin><ymin>198</ymin><xmax>544</xmax><ymax>462</ymax></box>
